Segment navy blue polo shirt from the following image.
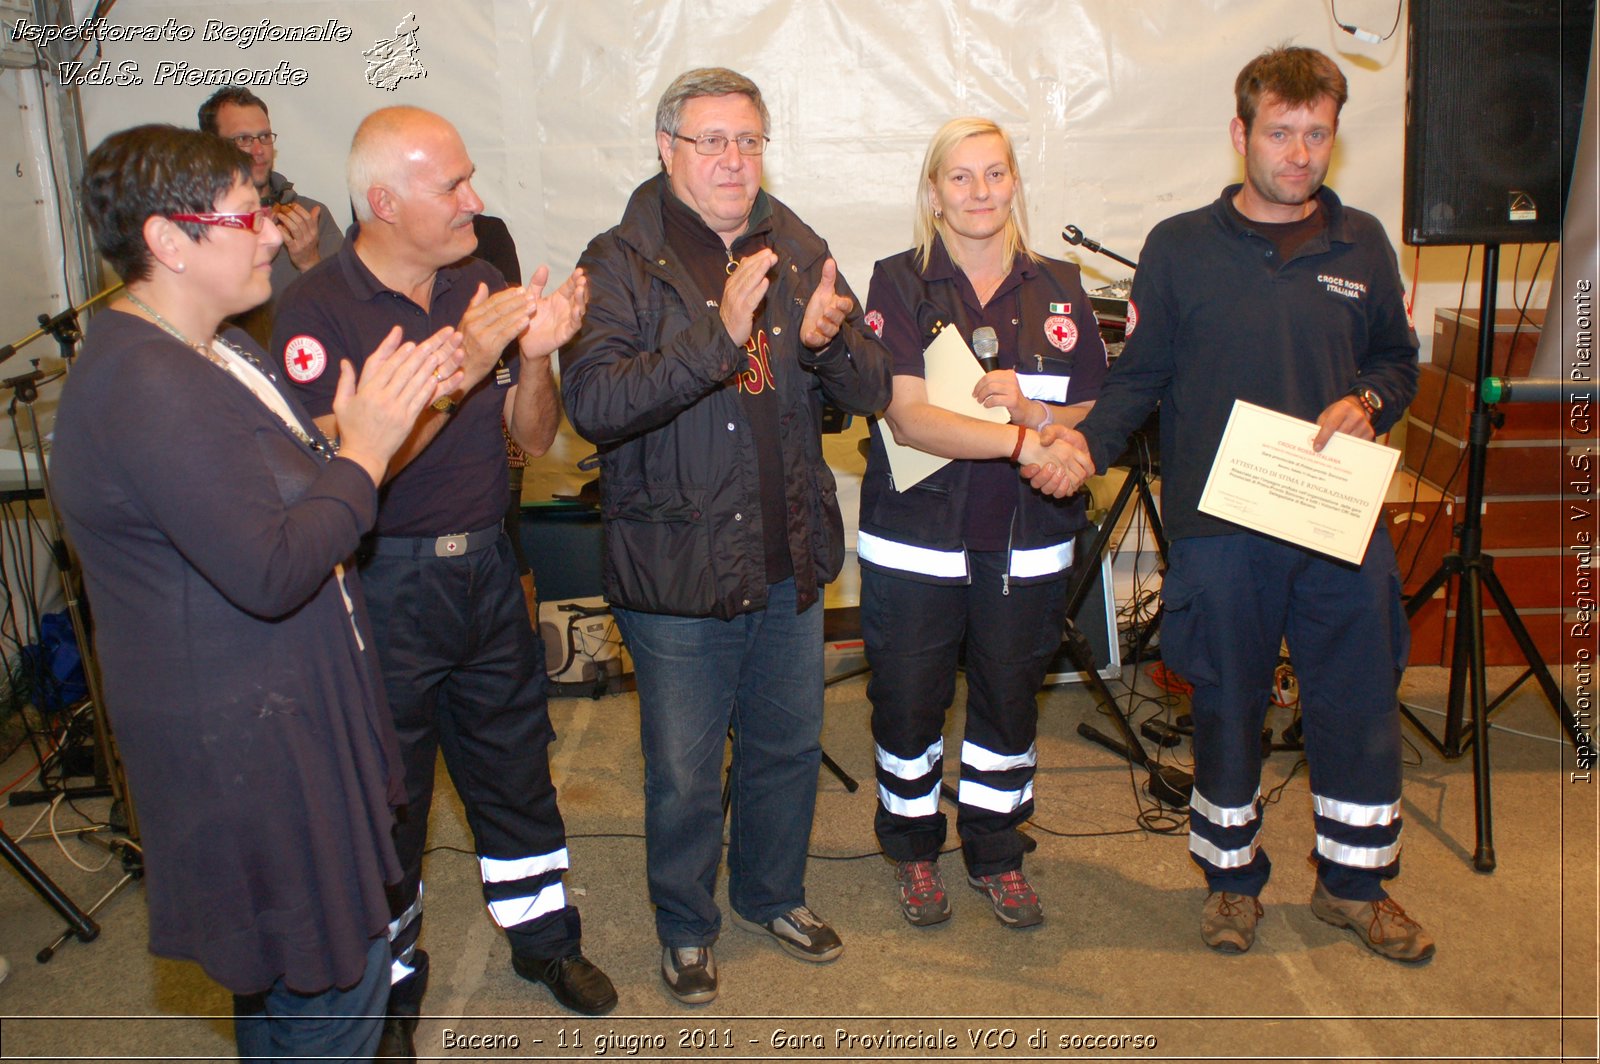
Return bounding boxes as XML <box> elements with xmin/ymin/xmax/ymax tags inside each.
<box><xmin>272</xmin><ymin>234</ymin><xmax>516</xmax><ymax>537</ymax></box>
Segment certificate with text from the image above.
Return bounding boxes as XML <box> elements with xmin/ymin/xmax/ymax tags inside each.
<box><xmin>1198</xmin><ymin>400</ymin><xmax>1400</xmax><ymax>565</ymax></box>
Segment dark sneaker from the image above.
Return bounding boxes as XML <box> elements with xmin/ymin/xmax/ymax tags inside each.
<box><xmin>1201</xmin><ymin>891</ymin><xmax>1263</xmax><ymax>953</ymax></box>
<box><xmin>733</xmin><ymin>905</ymin><xmax>844</xmax><ymax>962</ymax></box>
<box><xmin>660</xmin><ymin>946</ymin><xmax>718</xmax><ymax>1005</ymax></box>
<box><xmin>894</xmin><ymin>859</ymin><xmax>952</xmax><ymax>926</ymax></box>
<box><xmin>375</xmin><ymin>1014</ymin><xmax>417</xmax><ymax>1062</ymax></box>
<box><xmin>967</xmin><ymin>869</ymin><xmax>1043</xmax><ymax>928</ymax></box>
<box><xmin>1311</xmin><ymin>880</ymin><xmax>1436</xmax><ymax>963</ymax></box>
<box><xmin>512</xmin><ymin>952</ymin><xmax>619</xmax><ymax>1015</ymax></box>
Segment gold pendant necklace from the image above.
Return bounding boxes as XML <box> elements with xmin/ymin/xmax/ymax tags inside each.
<box><xmin>125</xmin><ymin>291</ymin><xmax>218</xmax><ymax>361</ymax></box>
<box><xmin>123</xmin><ymin>293</ymin><xmax>330</xmax><ymax>458</ymax></box>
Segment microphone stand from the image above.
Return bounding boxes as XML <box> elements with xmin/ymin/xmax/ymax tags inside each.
<box><xmin>1050</xmin><ymin>228</ymin><xmax>1190</xmax><ymax>805</ymax></box>
<box><xmin>0</xmin><ymin>285</ymin><xmax>144</xmax><ymax>963</ymax></box>
<box><xmin>5</xmin><ymin>284</ymin><xmax>129</xmax><ymax>819</ymax></box>
<box><xmin>1062</xmin><ymin>225</ymin><xmax>1139</xmax><ymax>271</ymax></box>
<box><xmin>0</xmin><ymin>283</ymin><xmax>123</xmax><ymax>371</ymax></box>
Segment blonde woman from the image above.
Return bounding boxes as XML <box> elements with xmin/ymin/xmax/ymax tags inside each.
<box><xmin>858</xmin><ymin>117</ymin><xmax>1104</xmax><ymax>929</ymax></box>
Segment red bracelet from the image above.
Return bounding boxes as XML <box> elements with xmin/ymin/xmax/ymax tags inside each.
<box><xmin>1010</xmin><ymin>424</ymin><xmax>1027</xmax><ymax>463</ymax></box>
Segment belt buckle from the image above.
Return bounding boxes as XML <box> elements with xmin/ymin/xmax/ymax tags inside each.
<box><xmin>435</xmin><ymin>533</ymin><xmax>469</xmax><ymax>557</ymax></box>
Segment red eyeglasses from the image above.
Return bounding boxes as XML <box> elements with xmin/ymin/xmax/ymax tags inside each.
<box><xmin>168</xmin><ymin>208</ymin><xmax>273</xmax><ymax>233</ymax></box>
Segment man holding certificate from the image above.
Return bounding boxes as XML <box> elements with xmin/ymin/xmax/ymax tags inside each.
<box><xmin>1058</xmin><ymin>47</ymin><xmax>1431</xmax><ymax>962</ymax></box>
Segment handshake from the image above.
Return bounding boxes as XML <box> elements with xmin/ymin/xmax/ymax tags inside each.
<box><xmin>1016</xmin><ymin>425</ymin><xmax>1095</xmax><ymax>499</ymax></box>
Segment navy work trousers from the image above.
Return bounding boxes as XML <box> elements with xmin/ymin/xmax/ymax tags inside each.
<box><xmin>864</xmin><ymin>550</ymin><xmax>1070</xmax><ymax>877</ymax></box>
<box><xmin>1161</xmin><ymin>531</ymin><xmax>1409</xmax><ymax>901</ymax></box>
<box><xmin>360</xmin><ymin>533</ymin><xmax>580</xmax><ymax>1010</ymax></box>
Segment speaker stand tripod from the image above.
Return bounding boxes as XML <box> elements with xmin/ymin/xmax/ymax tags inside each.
<box><xmin>1398</xmin><ymin>243</ymin><xmax>1589</xmax><ymax>873</ymax></box>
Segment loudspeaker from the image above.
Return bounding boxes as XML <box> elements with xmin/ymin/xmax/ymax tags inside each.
<box><xmin>1404</xmin><ymin>0</ymin><xmax>1595</xmax><ymax>246</ymax></box>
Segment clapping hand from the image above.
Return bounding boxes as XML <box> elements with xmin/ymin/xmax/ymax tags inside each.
<box><xmin>800</xmin><ymin>258</ymin><xmax>853</xmax><ymax>349</ymax></box>
<box><xmin>332</xmin><ymin>325</ymin><xmax>465</xmax><ymax>484</ymax></box>
<box><xmin>458</xmin><ymin>282</ymin><xmax>537</xmax><ymax>385</ymax></box>
<box><xmin>720</xmin><ymin>249</ymin><xmax>777</xmax><ymax>348</ymax></box>
<box><xmin>518</xmin><ymin>266</ymin><xmax>589</xmax><ymax>361</ymax></box>
<box><xmin>273</xmin><ymin>202</ymin><xmax>325</xmax><ymax>271</ymax></box>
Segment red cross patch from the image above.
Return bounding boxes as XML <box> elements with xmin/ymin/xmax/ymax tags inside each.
<box><xmin>1044</xmin><ymin>314</ymin><xmax>1077</xmax><ymax>353</ymax></box>
<box><xmin>864</xmin><ymin>309</ymin><xmax>884</xmax><ymax>338</ymax></box>
<box><xmin>283</xmin><ymin>335</ymin><xmax>327</xmax><ymax>383</ymax></box>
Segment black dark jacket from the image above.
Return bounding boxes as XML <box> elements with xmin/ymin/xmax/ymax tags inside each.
<box><xmin>560</xmin><ymin>175</ymin><xmax>892</xmax><ymax>618</ymax></box>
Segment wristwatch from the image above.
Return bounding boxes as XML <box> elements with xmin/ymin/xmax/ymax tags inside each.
<box><xmin>1350</xmin><ymin>385</ymin><xmax>1383</xmax><ymax>424</ymax></box>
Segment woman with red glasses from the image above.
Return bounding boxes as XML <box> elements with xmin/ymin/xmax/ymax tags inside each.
<box><xmin>51</xmin><ymin>124</ymin><xmax>463</xmax><ymax>1063</ymax></box>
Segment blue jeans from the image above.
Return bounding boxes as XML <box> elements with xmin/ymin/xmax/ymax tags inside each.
<box><xmin>614</xmin><ymin>579</ymin><xmax>824</xmax><ymax>948</ymax></box>
<box><xmin>232</xmin><ymin>935</ymin><xmax>388</xmax><ymax>1064</ymax></box>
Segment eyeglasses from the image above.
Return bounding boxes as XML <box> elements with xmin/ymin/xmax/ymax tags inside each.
<box><xmin>168</xmin><ymin>209</ymin><xmax>274</xmax><ymax>233</ymax></box>
<box><xmin>673</xmin><ymin>132</ymin><xmax>769</xmax><ymax>156</ymax></box>
<box><xmin>227</xmin><ymin>132</ymin><xmax>277</xmax><ymax>148</ymax></box>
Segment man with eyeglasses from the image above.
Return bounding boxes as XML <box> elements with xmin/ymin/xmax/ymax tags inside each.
<box><xmin>199</xmin><ymin>87</ymin><xmax>342</xmax><ymax>347</ymax></box>
<box><xmin>562</xmin><ymin>67</ymin><xmax>891</xmax><ymax>1005</ymax></box>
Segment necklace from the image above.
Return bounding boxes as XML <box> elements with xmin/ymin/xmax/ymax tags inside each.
<box><xmin>125</xmin><ymin>291</ymin><xmax>217</xmax><ymax>360</ymax></box>
<box><xmin>970</xmin><ymin>272</ymin><xmax>1005</xmax><ymax>308</ymax></box>
<box><xmin>123</xmin><ymin>292</ymin><xmax>330</xmax><ymax>458</ymax></box>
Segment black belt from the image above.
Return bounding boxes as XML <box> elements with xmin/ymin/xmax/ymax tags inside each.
<box><xmin>370</xmin><ymin>522</ymin><xmax>503</xmax><ymax>558</ymax></box>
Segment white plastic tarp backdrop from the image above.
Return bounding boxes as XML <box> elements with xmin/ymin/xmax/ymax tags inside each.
<box><xmin>70</xmin><ymin>1</ymin><xmax>1420</xmax><ymax>289</ymax></box>
<box><xmin>52</xmin><ymin>0</ymin><xmax>1549</xmax><ymax>500</ymax></box>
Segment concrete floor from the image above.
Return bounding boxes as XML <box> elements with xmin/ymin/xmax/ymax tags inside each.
<box><xmin>0</xmin><ymin>662</ymin><xmax>1594</xmax><ymax>1063</ymax></box>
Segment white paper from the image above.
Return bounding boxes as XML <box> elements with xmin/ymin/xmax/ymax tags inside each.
<box><xmin>883</xmin><ymin>325</ymin><xmax>1011</xmax><ymax>491</ymax></box>
<box><xmin>1197</xmin><ymin>400</ymin><xmax>1400</xmax><ymax>565</ymax></box>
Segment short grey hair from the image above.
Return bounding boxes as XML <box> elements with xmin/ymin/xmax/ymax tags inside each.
<box><xmin>346</xmin><ymin>106</ymin><xmax>427</xmax><ymax>222</ymax></box>
<box><xmin>654</xmin><ymin>67</ymin><xmax>770</xmax><ymax>137</ymax></box>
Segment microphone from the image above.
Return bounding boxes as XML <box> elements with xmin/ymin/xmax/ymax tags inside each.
<box><xmin>973</xmin><ymin>326</ymin><xmax>999</xmax><ymax>372</ymax></box>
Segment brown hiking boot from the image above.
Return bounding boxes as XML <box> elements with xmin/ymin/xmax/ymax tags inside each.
<box><xmin>1310</xmin><ymin>880</ymin><xmax>1436</xmax><ymax>963</ymax></box>
<box><xmin>1201</xmin><ymin>891</ymin><xmax>1263</xmax><ymax>953</ymax></box>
